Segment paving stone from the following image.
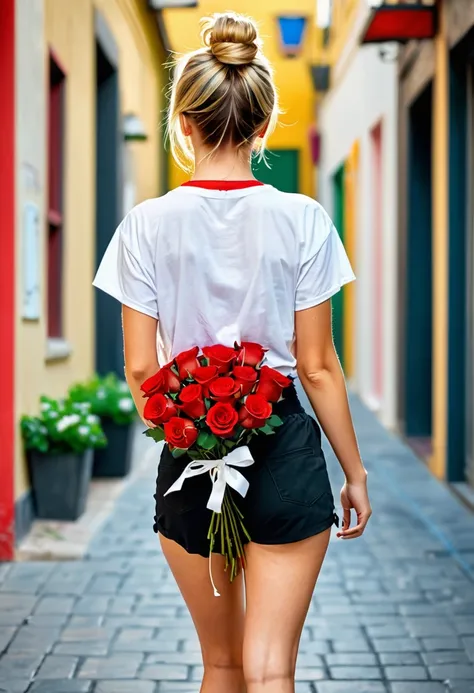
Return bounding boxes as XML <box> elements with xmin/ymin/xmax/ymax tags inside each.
<box><xmin>95</xmin><ymin>683</ymin><xmax>156</xmax><ymax>693</ymax></box>
<box><xmin>447</xmin><ymin>683</ymin><xmax>474</xmax><ymax>693</ymax></box>
<box><xmin>28</xmin><ymin>680</ymin><xmax>92</xmax><ymax>691</ymax></box>
<box><xmin>59</xmin><ymin>627</ymin><xmax>114</xmax><ymax>643</ymax></box>
<box><xmin>0</xmin><ymin>653</ymin><xmax>43</xmax><ymax>678</ymax></box>
<box><xmin>429</xmin><ymin>664</ymin><xmax>474</xmax><ymax>680</ymax></box>
<box><xmin>331</xmin><ymin>640</ymin><xmax>372</xmax><ymax>653</ymax></box>
<box><xmin>0</xmin><ymin>681</ymin><xmax>31</xmax><ymax>692</ymax></box>
<box><xmin>53</xmin><ymin>642</ymin><xmax>110</xmax><ymax>656</ymax></box>
<box><xmin>299</xmin><ymin>641</ymin><xmax>331</xmax><ymax>655</ymax></box>
<box><xmin>325</xmin><ymin>653</ymin><xmax>378</xmax><ymax>666</ymax></box>
<box><xmin>34</xmin><ymin>597</ymin><xmax>76</xmax><ymax>615</ymax></box>
<box><xmin>315</xmin><ymin>683</ymin><xmax>388</xmax><ymax>693</ymax></box>
<box><xmin>329</xmin><ymin>666</ymin><xmax>383</xmax><ymax>679</ymax></box>
<box><xmin>77</xmin><ymin>655</ymin><xmax>143</xmax><ymax>679</ymax></box>
<box><xmin>389</xmin><ymin>684</ymin><xmax>446</xmax><ymax>693</ymax></box>
<box><xmin>423</xmin><ymin>638</ymin><xmax>464</xmax><ymax>651</ymax></box>
<box><xmin>378</xmin><ymin>653</ymin><xmax>422</xmax><ymax>665</ymax></box>
<box><xmin>73</xmin><ymin>597</ymin><xmax>111</xmax><ymax>615</ymax></box>
<box><xmin>383</xmin><ymin>665</ymin><xmax>429</xmax><ymax>680</ymax></box>
<box><xmin>8</xmin><ymin>626</ymin><xmax>59</xmax><ymax>654</ymax></box>
<box><xmin>145</xmin><ymin>652</ymin><xmax>203</xmax><ymax>665</ymax></box>
<box><xmin>422</xmin><ymin>651</ymin><xmax>471</xmax><ymax>666</ymax></box>
<box><xmin>138</xmin><ymin>664</ymin><xmax>188</xmax><ymax>680</ymax></box>
<box><xmin>35</xmin><ymin>655</ymin><xmax>78</xmax><ymax>678</ymax></box>
<box><xmin>372</xmin><ymin>638</ymin><xmax>422</xmax><ymax>653</ymax></box>
<box><xmin>295</xmin><ymin>667</ymin><xmax>326</xmax><ymax>680</ymax></box>
<box><xmin>0</xmin><ymin>629</ymin><xmax>17</xmax><ymax>654</ymax></box>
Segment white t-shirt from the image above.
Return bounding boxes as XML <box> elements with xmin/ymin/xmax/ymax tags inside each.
<box><xmin>93</xmin><ymin>184</ymin><xmax>355</xmax><ymax>376</ymax></box>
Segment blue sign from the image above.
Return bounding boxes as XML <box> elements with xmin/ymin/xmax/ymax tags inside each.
<box><xmin>277</xmin><ymin>16</ymin><xmax>307</xmax><ymax>54</ymax></box>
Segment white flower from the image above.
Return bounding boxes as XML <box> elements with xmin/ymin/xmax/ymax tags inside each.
<box><xmin>87</xmin><ymin>414</ymin><xmax>99</xmax><ymax>425</ymax></box>
<box><xmin>78</xmin><ymin>425</ymin><xmax>90</xmax><ymax>437</ymax></box>
<box><xmin>118</xmin><ymin>381</ymin><xmax>130</xmax><ymax>393</ymax></box>
<box><xmin>40</xmin><ymin>402</ymin><xmax>51</xmax><ymax>412</ymax></box>
<box><xmin>40</xmin><ymin>426</ymin><xmax>48</xmax><ymax>435</ymax></box>
<box><xmin>73</xmin><ymin>402</ymin><xmax>90</xmax><ymax>413</ymax></box>
<box><xmin>118</xmin><ymin>397</ymin><xmax>134</xmax><ymax>413</ymax></box>
<box><xmin>97</xmin><ymin>388</ymin><xmax>106</xmax><ymax>400</ymax></box>
<box><xmin>47</xmin><ymin>411</ymin><xmax>59</xmax><ymax>419</ymax></box>
<box><xmin>56</xmin><ymin>414</ymin><xmax>80</xmax><ymax>433</ymax></box>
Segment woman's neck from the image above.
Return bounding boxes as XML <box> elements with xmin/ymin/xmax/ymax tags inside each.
<box><xmin>192</xmin><ymin>146</ymin><xmax>255</xmax><ymax>181</ymax></box>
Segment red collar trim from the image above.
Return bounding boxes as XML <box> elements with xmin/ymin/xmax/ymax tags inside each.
<box><xmin>182</xmin><ymin>180</ymin><xmax>264</xmax><ymax>190</ymax></box>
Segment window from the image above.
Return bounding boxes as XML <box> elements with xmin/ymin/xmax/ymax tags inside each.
<box><xmin>47</xmin><ymin>54</ymin><xmax>65</xmax><ymax>338</ymax></box>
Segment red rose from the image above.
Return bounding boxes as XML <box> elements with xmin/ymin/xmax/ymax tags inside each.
<box><xmin>209</xmin><ymin>376</ymin><xmax>241</xmax><ymax>403</ymax></box>
<box><xmin>202</xmin><ymin>344</ymin><xmax>237</xmax><ymax>374</ymax></box>
<box><xmin>143</xmin><ymin>394</ymin><xmax>177</xmax><ymax>425</ymax></box>
<box><xmin>238</xmin><ymin>394</ymin><xmax>272</xmax><ymax>429</ymax></box>
<box><xmin>233</xmin><ymin>366</ymin><xmax>258</xmax><ymax>396</ymax></box>
<box><xmin>175</xmin><ymin>346</ymin><xmax>200</xmax><ymax>380</ymax></box>
<box><xmin>236</xmin><ymin>341</ymin><xmax>267</xmax><ymax>367</ymax></box>
<box><xmin>256</xmin><ymin>366</ymin><xmax>292</xmax><ymax>403</ymax></box>
<box><xmin>206</xmin><ymin>402</ymin><xmax>239</xmax><ymax>438</ymax></box>
<box><xmin>164</xmin><ymin>417</ymin><xmax>198</xmax><ymax>449</ymax></box>
<box><xmin>179</xmin><ymin>384</ymin><xmax>206</xmax><ymax>419</ymax></box>
<box><xmin>194</xmin><ymin>365</ymin><xmax>219</xmax><ymax>397</ymax></box>
<box><xmin>141</xmin><ymin>364</ymin><xmax>180</xmax><ymax>397</ymax></box>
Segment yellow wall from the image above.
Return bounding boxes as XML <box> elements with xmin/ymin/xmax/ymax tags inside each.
<box><xmin>15</xmin><ymin>0</ymin><xmax>165</xmax><ymax>501</ymax></box>
<box><xmin>430</xmin><ymin>0</ymin><xmax>448</xmax><ymax>479</ymax></box>
<box><xmin>163</xmin><ymin>1</ymin><xmax>317</xmax><ymax>196</ymax></box>
<box><xmin>343</xmin><ymin>142</ymin><xmax>359</xmax><ymax>379</ymax></box>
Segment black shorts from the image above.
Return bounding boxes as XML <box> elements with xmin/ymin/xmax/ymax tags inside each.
<box><xmin>153</xmin><ymin>385</ymin><xmax>339</xmax><ymax>557</ymax></box>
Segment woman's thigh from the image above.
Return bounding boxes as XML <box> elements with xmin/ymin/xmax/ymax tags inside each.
<box><xmin>159</xmin><ymin>533</ymin><xmax>245</xmax><ymax>665</ymax></box>
<box><xmin>243</xmin><ymin>530</ymin><xmax>331</xmax><ymax>683</ymax></box>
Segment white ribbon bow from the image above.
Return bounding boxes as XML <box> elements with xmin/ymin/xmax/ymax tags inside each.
<box><xmin>164</xmin><ymin>445</ymin><xmax>255</xmax><ymax>513</ymax></box>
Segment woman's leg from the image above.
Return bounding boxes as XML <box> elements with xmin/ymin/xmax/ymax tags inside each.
<box><xmin>159</xmin><ymin>533</ymin><xmax>246</xmax><ymax>693</ymax></box>
<box><xmin>243</xmin><ymin>529</ymin><xmax>331</xmax><ymax>693</ymax></box>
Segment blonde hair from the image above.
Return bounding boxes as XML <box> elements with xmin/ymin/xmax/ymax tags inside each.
<box><xmin>168</xmin><ymin>12</ymin><xmax>279</xmax><ymax>173</ymax></box>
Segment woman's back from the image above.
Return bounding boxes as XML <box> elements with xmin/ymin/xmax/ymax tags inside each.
<box><xmin>94</xmin><ymin>182</ymin><xmax>353</xmax><ymax>373</ymax></box>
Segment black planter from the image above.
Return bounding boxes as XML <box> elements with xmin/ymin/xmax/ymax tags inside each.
<box><xmin>93</xmin><ymin>419</ymin><xmax>133</xmax><ymax>478</ymax></box>
<box><xmin>29</xmin><ymin>449</ymin><xmax>93</xmax><ymax>521</ymax></box>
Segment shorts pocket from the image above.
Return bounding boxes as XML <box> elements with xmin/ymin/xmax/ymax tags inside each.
<box><xmin>265</xmin><ymin>446</ymin><xmax>331</xmax><ymax>507</ymax></box>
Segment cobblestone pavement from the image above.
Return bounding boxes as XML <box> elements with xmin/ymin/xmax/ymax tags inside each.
<box><xmin>2</xmin><ymin>390</ymin><xmax>474</xmax><ymax>693</ymax></box>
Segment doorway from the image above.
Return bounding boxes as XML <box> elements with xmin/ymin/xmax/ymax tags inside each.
<box><xmin>404</xmin><ymin>83</ymin><xmax>433</xmax><ymax>453</ymax></box>
<box><xmin>95</xmin><ymin>20</ymin><xmax>122</xmax><ymax>377</ymax></box>
<box><xmin>252</xmin><ymin>149</ymin><xmax>299</xmax><ymax>193</ymax></box>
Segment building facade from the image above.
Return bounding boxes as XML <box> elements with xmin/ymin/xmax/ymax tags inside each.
<box><xmin>315</xmin><ymin>0</ymin><xmax>399</xmax><ymax>430</ymax></box>
<box><xmin>317</xmin><ymin>0</ymin><xmax>474</xmax><ymax>493</ymax></box>
<box><xmin>398</xmin><ymin>0</ymin><xmax>474</xmax><ymax>492</ymax></box>
<box><xmin>1</xmin><ymin>0</ymin><xmax>168</xmax><ymax>559</ymax></box>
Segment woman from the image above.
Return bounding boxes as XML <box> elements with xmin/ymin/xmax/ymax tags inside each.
<box><xmin>93</xmin><ymin>11</ymin><xmax>371</xmax><ymax>693</ymax></box>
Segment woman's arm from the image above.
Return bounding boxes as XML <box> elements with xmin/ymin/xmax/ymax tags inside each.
<box><xmin>122</xmin><ymin>305</ymin><xmax>160</xmax><ymax>426</ymax></box>
<box><xmin>295</xmin><ymin>300</ymin><xmax>371</xmax><ymax>539</ymax></box>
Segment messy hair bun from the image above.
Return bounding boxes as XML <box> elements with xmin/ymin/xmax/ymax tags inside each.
<box><xmin>168</xmin><ymin>12</ymin><xmax>279</xmax><ymax>173</ymax></box>
<box><xmin>201</xmin><ymin>12</ymin><xmax>260</xmax><ymax>66</ymax></box>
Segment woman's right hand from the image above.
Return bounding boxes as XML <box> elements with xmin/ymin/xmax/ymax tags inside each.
<box><xmin>337</xmin><ymin>475</ymin><xmax>372</xmax><ymax>539</ymax></box>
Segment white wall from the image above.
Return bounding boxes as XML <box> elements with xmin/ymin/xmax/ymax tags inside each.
<box><xmin>318</xmin><ymin>39</ymin><xmax>398</xmax><ymax>429</ymax></box>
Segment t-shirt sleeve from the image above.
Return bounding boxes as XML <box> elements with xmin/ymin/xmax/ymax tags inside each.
<box><xmin>92</xmin><ymin>206</ymin><xmax>159</xmax><ymax>320</ymax></box>
<box><xmin>295</xmin><ymin>202</ymin><xmax>355</xmax><ymax>311</ymax></box>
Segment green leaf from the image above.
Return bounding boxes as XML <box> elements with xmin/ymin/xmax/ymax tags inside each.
<box><xmin>204</xmin><ymin>398</ymin><xmax>211</xmax><ymax>409</ymax></box>
<box><xmin>171</xmin><ymin>447</ymin><xmax>188</xmax><ymax>458</ymax></box>
<box><xmin>224</xmin><ymin>440</ymin><xmax>235</xmax><ymax>448</ymax></box>
<box><xmin>197</xmin><ymin>431</ymin><xmax>218</xmax><ymax>450</ymax></box>
<box><xmin>169</xmin><ymin>392</ymin><xmax>178</xmax><ymax>401</ymax></box>
<box><xmin>268</xmin><ymin>415</ymin><xmax>283</xmax><ymax>427</ymax></box>
<box><xmin>144</xmin><ymin>427</ymin><xmax>165</xmax><ymax>443</ymax></box>
<box><xmin>260</xmin><ymin>424</ymin><xmax>275</xmax><ymax>435</ymax></box>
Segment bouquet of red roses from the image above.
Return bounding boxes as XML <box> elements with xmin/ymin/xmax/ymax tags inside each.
<box><xmin>141</xmin><ymin>342</ymin><xmax>291</xmax><ymax>584</ymax></box>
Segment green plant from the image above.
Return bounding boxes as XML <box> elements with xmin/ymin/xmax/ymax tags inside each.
<box><xmin>21</xmin><ymin>396</ymin><xmax>107</xmax><ymax>454</ymax></box>
<box><xmin>68</xmin><ymin>373</ymin><xmax>136</xmax><ymax>426</ymax></box>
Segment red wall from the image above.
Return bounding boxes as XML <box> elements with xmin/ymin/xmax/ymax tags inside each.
<box><xmin>0</xmin><ymin>0</ymin><xmax>16</xmax><ymax>559</ymax></box>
